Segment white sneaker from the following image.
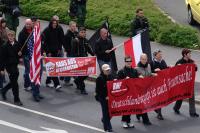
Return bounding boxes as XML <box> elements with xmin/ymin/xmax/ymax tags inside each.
<box><xmin>55</xmin><ymin>85</ymin><xmax>62</xmax><ymax>91</ymax></box>
<box><xmin>128</xmin><ymin>122</ymin><xmax>134</xmax><ymax>128</ymax></box>
<box><xmin>24</xmin><ymin>86</ymin><xmax>32</xmax><ymax>91</ymax></box>
<box><xmin>46</xmin><ymin>83</ymin><xmax>54</xmax><ymax>88</ymax></box>
<box><xmin>122</xmin><ymin>122</ymin><xmax>128</xmax><ymax>128</ymax></box>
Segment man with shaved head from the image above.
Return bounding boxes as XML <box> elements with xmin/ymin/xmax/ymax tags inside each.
<box><xmin>136</xmin><ymin>53</ymin><xmax>156</xmax><ymax>126</ymax></box>
<box><xmin>18</xmin><ymin>18</ymin><xmax>33</xmax><ymax>92</ymax></box>
<box><xmin>95</xmin><ymin>28</ymin><xmax>116</xmax><ymax>72</ymax></box>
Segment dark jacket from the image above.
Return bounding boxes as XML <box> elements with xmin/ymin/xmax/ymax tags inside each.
<box><xmin>1</xmin><ymin>0</ymin><xmax>19</xmax><ymax>13</ymax></box>
<box><xmin>42</xmin><ymin>22</ymin><xmax>64</xmax><ymax>54</ymax></box>
<box><xmin>18</xmin><ymin>26</ymin><xmax>32</xmax><ymax>56</ymax></box>
<box><xmin>0</xmin><ymin>40</ymin><xmax>21</xmax><ymax>73</ymax></box>
<box><xmin>176</xmin><ymin>58</ymin><xmax>198</xmax><ymax>71</ymax></box>
<box><xmin>150</xmin><ymin>59</ymin><xmax>168</xmax><ymax>73</ymax></box>
<box><xmin>118</xmin><ymin>66</ymin><xmax>139</xmax><ymax>79</ymax></box>
<box><xmin>131</xmin><ymin>16</ymin><xmax>149</xmax><ymax>36</ymax></box>
<box><xmin>95</xmin><ymin>38</ymin><xmax>113</xmax><ymax>62</ymax></box>
<box><xmin>63</xmin><ymin>29</ymin><xmax>78</xmax><ymax>56</ymax></box>
<box><xmin>95</xmin><ymin>73</ymin><xmax>114</xmax><ymax>100</ymax></box>
<box><xmin>75</xmin><ymin>0</ymin><xmax>87</xmax><ymax>5</ymax></box>
<box><xmin>71</xmin><ymin>36</ymin><xmax>94</xmax><ymax>57</ymax></box>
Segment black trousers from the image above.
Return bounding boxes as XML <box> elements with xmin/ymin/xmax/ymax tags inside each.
<box><xmin>173</xmin><ymin>93</ymin><xmax>196</xmax><ymax>114</ymax></box>
<box><xmin>136</xmin><ymin>113</ymin><xmax>150</xmax><ymax>123</ymax></box>
<box><xmin>122</xmin><ymin>115</ymin><xmax>131</xmax><ymax>123</ymax></box>
<box><xmin>74</xmin><ymin>76</ymin><xmax>87</xmax><ymax>91</ymax></box>
<box><xmin>99</xmin><ymin>98</ymin><xmax>112</xmax><ymax>131</ymax></box>
<box><xmin>155</xmin><ymin>108</ymin><xmax>162</xmax><ymax>115</ymax></box>
<box><xmin>1</xmin><ymin>71</ymin><xmax>20</xmax><ymax>102</ymax></box>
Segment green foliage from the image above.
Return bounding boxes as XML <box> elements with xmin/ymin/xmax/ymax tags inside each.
<box><xmin>19</xmin><ymin>0</ymin><xmax>200</xmax><ymax>49</ymax></box>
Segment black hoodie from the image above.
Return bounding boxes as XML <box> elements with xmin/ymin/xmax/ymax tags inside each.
<box><xmin>42</xmin><ymin>20</ymin><xmax>64</xmax><ymax>54</ymax></box>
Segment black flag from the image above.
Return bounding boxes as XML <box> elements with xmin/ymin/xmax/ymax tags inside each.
<box><xmin>89</xmin><ymin>20</ymin><xmax>118</xmax><ymax>71</ymax></box>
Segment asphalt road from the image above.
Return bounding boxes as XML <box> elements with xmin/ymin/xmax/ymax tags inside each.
<box><xmin>154</xmin><ymin>0</ymin><xmax>200</xmax><ymax>29</ymax></box>
<box><xmin>0</xmin><ymin>67</ymin><xmax>200</xmax><ymax>133</ymax></box>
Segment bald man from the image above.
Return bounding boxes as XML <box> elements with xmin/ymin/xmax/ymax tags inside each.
<box><xmin>95</xmin><ymin>28</ymin><xmax>116</xmax><ymax>72</ymax></box>
<box><xmin>136</xmin><ymin>53</ymin><xmax>154</xmax><ymax>125</ymax></box>
<box><xmin>18</xmin><ymin>18</ymin><xmax>33</xmax><ymax>92</ymax></box>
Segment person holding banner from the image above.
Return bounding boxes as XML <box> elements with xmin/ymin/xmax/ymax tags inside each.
<box><xmin>95</xmin><ymin>28</ymin><xmax>116</xmax><ymax>72</ymax></box>
<box><xmin>71</xmin><ymin>27</ymin><xmax>94</xmax><ymax>95</ymax></box>
<box><xmin>42</xmin><ymin>16</ymin><xmax>63</xmax><ymax>92</ymax></box>
<box><xmin>136</xmin><ymin>53</ymin><xmax>156</xmax><ymax>125</ymax></box>
<box><xmin>0</xmin><ymin>30</ymin><xmax>23</xmax><ymax>106</ymax></box>
<box><xmin>95</xmin><ymin>64</ymin><xmax>114</xmax><ymax>133</ymax></box>
<box><xmin>173</xmin><ymin>48</ymin><xmax>199</xmax><ymax>117</ymax></box>
<box><xmin>63</xmin><ymin>21</ymin><xmax>78</xmax><ymax>85</ymax></box>
<box><xmin>117</xmin><ymin>56</ymin><xmax>139</xmax><ymax>128</ymax></box>
<box><xmin>150</xmin><ymin>49</ymin><xmax>168</xmax><ymax>120</ymax></box>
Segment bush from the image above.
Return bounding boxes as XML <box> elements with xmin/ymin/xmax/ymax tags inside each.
<box><xmin>19</xmin><ymin>0</ymin><xmax>200</xmax><ymax>49</ymax></box>
<box><xmin>158</xmin><ymin>25</ymin><xmax>200</xmax><ymax>48</ymax></box>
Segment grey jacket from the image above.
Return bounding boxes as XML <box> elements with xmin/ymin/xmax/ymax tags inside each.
<box><xmin>136</xmin><ymin>63</ymin><xmax>152</xmax><ymax>77</ymax></box>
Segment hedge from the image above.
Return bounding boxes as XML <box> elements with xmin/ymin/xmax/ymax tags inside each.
<box><xmin>19</xmin><ymin>0</ymin><xmax>200</xmax><ymax>49</ymax></box>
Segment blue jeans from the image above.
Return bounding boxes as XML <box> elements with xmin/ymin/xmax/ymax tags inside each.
<box><xmin>23</xmin><ymin>56</ymin><xmax>31</xmax><ymax>88</ymax></box>
<box><xmin>99</xmin><ymin>98</ymin><xmax>112</xmax><ymax>131</ymax></box>
<box><xmin>31</xmin><ymin>83</ymin><xmax>40</xmax><ymax>97</ymax></box>
<box><xmin>31</xmin><ymin>59</ymin><xmax>43</xmax><ymax>97</ymax></box>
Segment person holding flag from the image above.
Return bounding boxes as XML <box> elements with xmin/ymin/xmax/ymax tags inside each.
<box><xmin>18</xmin><ymin>18</ymin><xmax>33</xmax><ymax>91</ymax></box>
<box><xmin>27</xmin><ymin>19</ymin><xmax>43</xmax><ymax>102</ymax></box>
<box><xmin>0</xmin><ymin>30</ymin><xmax>23</xmax><ymax>106</ymax></box>
<box><xmin>95</xmin><ymin>28</ymin><xmax>116</xmax><ymax>72</ymax></box>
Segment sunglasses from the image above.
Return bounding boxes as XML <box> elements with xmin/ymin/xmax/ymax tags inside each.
<box><xmin>125</xmin><ymin>61</ymin><xmax>132</xmax><ymax>62</ymax></box>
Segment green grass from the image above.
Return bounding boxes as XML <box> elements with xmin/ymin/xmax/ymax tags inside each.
<box><xmin>19</xmin><ymin>0</ymin><xmax>200</xmax><ymax>49</ymax></box>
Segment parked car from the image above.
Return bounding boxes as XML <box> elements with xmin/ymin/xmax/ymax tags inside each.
<box><xmin>185</xmin><ymin>0</ymin><xmax>200</xmax><ymax>25</ymax></box>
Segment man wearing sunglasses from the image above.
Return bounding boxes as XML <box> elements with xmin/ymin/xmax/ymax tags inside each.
<box><xmin>117</xmin><ymin>55</ymin><xmax>139</xmax><ymax>128</ymax></box>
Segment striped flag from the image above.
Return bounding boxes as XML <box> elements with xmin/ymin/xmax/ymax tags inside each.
<box><xmin>124</xmin><ymin>30</ymin><xmax>152</xmax><ymax>67</ymax></box>
<box><xmin>27</xmin><ymin>22</ymin><xmax>42</xmax><ymax>85</ymax></box>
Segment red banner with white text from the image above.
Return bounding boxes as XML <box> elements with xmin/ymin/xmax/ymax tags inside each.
<box><xmin>107</xmin><ymin>64</ymin><xmax>196</xmax><ymax>117</ymax></box>
<box><xmin>44</xmin><ymin>57</ymin><xmax>97</xmax><ymax>76</ymax></box>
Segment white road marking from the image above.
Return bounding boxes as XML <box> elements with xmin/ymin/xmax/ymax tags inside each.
<box><xmin>0</xmin><ymin>119</ymin><xmax>68</xmax><ymax>133</ymax></box>
<box><xmin>0</xmin><ymin>101</ymin><xmax>104</xmax><ymax>132</ymax></box>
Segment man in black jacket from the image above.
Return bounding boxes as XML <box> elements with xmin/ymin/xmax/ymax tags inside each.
<box><xmin>0</xmin><ymin>30</ymin><xmax>22</xmax><ymax>106</ymax></box>
<box><xmin>42</xmin><ymin>17</ymin><xmax>64</xmax><ymax>91</ymax></box>
<box><xmin>95</xmin><ymin>28</ymin><xmax>116</xmax><ymax>72</ymax></box>
<box><xmin>71</xmin><ymin>27</ymin><xmax>94</xmax><ymax>95</ymax></box>
<box><xmin>63</xmin><ymin>21</ymin><xmax>78</xmax><ymax>85</ymax></box>
<box><xmin>150</xmin><ymin>49</ymin><xmax>168</xmax><ymax>120</ymax></box>
<box><xmin>18</xmin><ymin>18</ymin><xmax>33</xmax><ymax>91</ymax></box>
<box><xmin>95</xmin><ymin>64</ymin><xmax>114</xmax><ymax>133</ymax></box>
<box><xmin>69</xmin><ymin>0</ymin><xmax>87</xmax><ymax>27</ymax></box>
<box><xmin>117</xmin><ymin>56</ymin><xmax>138</xmax><ymax>128</ymax></box>
<box><xmin>0</xmin><ymin>0</ymin><xmax>20</xmax><ymax>32</ymax></box>
<box><xmin>131</xmin><ymin>8</ymin><xmax>149</xmax><ymax>36</ymax></box>
<box><xmin>173</xmin><ymin>49</ymin><xmax>199</xmax><ymax>117</ymax></box>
